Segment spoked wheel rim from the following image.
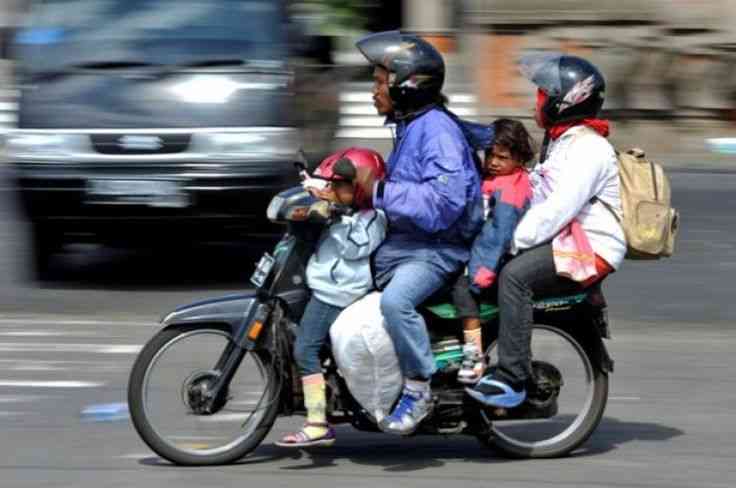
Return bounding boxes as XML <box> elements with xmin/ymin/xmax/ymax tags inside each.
<box><xmin>141</xmin><ymin>329</ymin><xmax>275</xmax><ymax>457</ymax></box>
<box><xmin>481</xmin><ymin>325</ymin><xmax>596</xmax><ymax>450</ymax></box>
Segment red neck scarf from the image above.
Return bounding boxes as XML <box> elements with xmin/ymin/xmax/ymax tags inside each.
<box><xmin>548</xmin><ymin>119</ymin><xmax>611</xmax><ymax>140</ymax></box>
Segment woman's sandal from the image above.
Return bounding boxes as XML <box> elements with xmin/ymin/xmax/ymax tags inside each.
<box><xmin>275</xmin><ymin>422</ymin><xmax>336</xmax><ymax>448</ymax></box>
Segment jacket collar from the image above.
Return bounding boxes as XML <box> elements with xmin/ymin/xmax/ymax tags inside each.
<box><xmin>386</xmin><ymin>106</ymin><xmax>495</xmax><ymax>153</ymax></box>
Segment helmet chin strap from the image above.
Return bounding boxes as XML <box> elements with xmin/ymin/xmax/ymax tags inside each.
<box><xmin>539</xmin><ymin>132</ymin><xmax>551</xmax><ymax>164</ymax></box>
<box><xmin>393</xmin><ymin>101</ymin><xmax>439</xmax><ymax>121</ymax></box>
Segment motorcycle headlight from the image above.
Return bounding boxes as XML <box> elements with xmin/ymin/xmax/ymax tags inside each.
<box><xmin>4</xmin><ymin>132</ymin><xmax>88</xmax><ymax>161</ymax></box>
<box><xmin>191</xmin><ymin>128</ymin><xmax>300</xmax><ymax>162</ymax></box>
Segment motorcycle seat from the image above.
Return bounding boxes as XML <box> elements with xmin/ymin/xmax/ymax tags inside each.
<box><xmin>423</xmin><ymin>280</ymin><xmax>607</xmax><ymax>322</ymax></box>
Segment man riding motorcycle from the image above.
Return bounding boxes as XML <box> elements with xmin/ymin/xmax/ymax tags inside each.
<box><xmin>350</xmin><ymin>31</ymin><xmax>484</xmax><ymax>435</ymax></box>
<box><xmin>467</xmin><ymin>54</ymin><xmax>626</xmax><ymax>408</ymax></box>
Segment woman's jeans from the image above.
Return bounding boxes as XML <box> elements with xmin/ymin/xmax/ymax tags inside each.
<box><xmin>496</xmin><ymin>244</ymin><xmax>582</xmax><ymax>387</ymax></box>
<box><xmin>380</xmin><ymin>261</ymin><xmax>450</xmax><ymax>380</ymax></box>
<box><xmin>294</xmin><ymin>296</ymin><xmax>343</xmax><ymax>376</ymax></box>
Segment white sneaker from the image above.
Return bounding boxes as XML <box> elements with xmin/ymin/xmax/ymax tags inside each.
<box><xmin>379</xmin><ymin>385</ymin><xmax>433</xmax><ymax>435</ymax></box>
<box><xmin>457</xmin><ymin>344</ymin><xmax>485</xmax><ymax>385</ymax></box>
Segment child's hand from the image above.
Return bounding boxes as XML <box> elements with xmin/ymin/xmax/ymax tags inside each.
<box><xmin>473</xmin><ymin>267</ymin><xmax>497</xmax><ymax>288</ymax></box>
<box><xmin>309</xmin><ymin>186</ymin><xmax>339</xmax><ymax>203</ymax></box>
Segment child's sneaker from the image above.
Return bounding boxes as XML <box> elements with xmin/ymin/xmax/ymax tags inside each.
<box><xmin>457</xmin><ymin>343</ymin><xmax>485</xmax><ymax>385</ymax></box>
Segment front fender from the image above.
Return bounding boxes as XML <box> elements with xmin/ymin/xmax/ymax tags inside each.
<box><xmin>160</xmin><ymin>293</ymin><xmax>258</xmax><ymax>335</ymax></box>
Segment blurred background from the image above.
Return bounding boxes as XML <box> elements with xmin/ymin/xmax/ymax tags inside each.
<box><xmin>0</xmin><ymin>4</ymin><xmax>735</xmax><ymax>485</ymax></box>
<box><xmin>0</xmin><ymin>0</ymin><xmax>733</xmax><ymax>293</ymax></box>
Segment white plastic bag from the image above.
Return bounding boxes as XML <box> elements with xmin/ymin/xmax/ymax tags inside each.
<box><xmin>329</xmin><ymin>292</ymin><xmax>402</xmax><ymax>421</ymax></box>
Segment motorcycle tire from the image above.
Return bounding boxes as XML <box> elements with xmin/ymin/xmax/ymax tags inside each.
<box><xmin>128</xmin><ymin>324</ymin><xmax>280</xmax><ymax>465</ymax></box>
<box><xmin>477</xmin><ymin>324</ymin><xmax>609</xmax><ymax>458</ymax></box>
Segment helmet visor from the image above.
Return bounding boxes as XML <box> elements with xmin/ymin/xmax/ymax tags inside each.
<box><xmin>355</xmin><ymin>30</ymin><xmax>405</xmax><ymax>70</ymax></box>
<box><xmin>519</xmin><ymin>51</ymin><xmax>564</xmax><ymax>96</ymax></box>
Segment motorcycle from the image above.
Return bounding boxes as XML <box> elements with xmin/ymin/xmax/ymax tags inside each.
<box><xmin>128</xmin><ymin>163</ymin><xmax>615</xmax><ymax>465</ymax></box>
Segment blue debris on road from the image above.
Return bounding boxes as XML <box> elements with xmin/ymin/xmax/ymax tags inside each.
<box><xmin>80</xmin><ymin>402</ymin><xmax>130</xmax><ymax>422</ymax></box>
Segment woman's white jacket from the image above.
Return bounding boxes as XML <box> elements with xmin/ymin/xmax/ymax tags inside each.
<box><xmin>512</xmin><ymin>125</ymin><xmax>626</xmax><ymax>269</ymax></box>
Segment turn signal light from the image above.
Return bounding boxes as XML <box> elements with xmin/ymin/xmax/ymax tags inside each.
<box><xmin>247</xmin><ymin>321</ymin><xmax>264</xmax><ymax>340</ymax></box>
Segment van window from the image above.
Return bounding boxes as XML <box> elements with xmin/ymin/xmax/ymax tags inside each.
<box><xmin>14</xmin><ymin>0</ymin><xmax>286</xmax><ymax>72</ymax></box>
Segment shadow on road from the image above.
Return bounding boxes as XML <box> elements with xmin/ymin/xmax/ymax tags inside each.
<box><xmin>578</xmin><ymin>416</ymin><xmax>685</xmax><ymax>457</ymax></box>
<box><xmin>136</xmin><ymin>416</ymin><xmax>684</xmax><ymax>471</ymax></box>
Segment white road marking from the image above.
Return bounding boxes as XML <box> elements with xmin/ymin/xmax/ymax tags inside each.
<box><xmin>0</xmin><ymin>358</ymin><xmax>124</xmax><ymax>364</ymax></box>
<box><xmin>336</xmin><ymin>127</ymin><xmax>394</xmax><ymax>139</ymax></box>
<box><xmin>0</xmin><ymin>360</ymin><xmax>127</xmax><ymax>372</ymax></box>
<box><xmin>0</xmin><ymin>394</ymin><xmax>53</xmax><ymax>403</ymax></box>
<box><xmin>339</xmin><ymin>116</ymin><xmax>388</xmax><ymax>128</ymax></box>
<box><xmin>117</xmin><ymin>453</ymin><xmax>155</xmax><ymax>459</ymax></box>
<box><xmin>0</xmin><ymin>317</ymin><xmax>155</xmax><ymax>327</ymax></box>
<box><xmin>0</xmin><ymin>380</ymin><xmax>105</xmax><ymax>388</ymax></box>
<box><xmin>0</xmin><ymin>331</ymin><xmax>102</xmax><ymax>337</ymax></box>
<box><xmin>8</xmin><ymin>364</ymin><xmax>64</xmax><ymax>372</ymax></box>
<box><xmin>340</xmin><ymin>105</ymin><xmax>384</xmax><ymax>115</ymax></box>
<box><xmin>0</xmin><ymin>342</ymin><xmax>142</xmax><ymax>354</ymax></box>
<box><xmin>339</xmin><ymin>92</ymin><xmax>475</xmax><ymax>104</ymax></box>
<box><xmin>610</xmin><ymin>396</ymin><xmax>642</xmax><ymax>401</ymax></box>
<box><xmin>449</xmin><ymin>94</ymin><xmax>477</xmax><ymax>104</ymax></box>
<box><xmin>341</xmin><ymin>104</ymin><xmax>477</xmax><ymax>116</ymax></box>
<box><xmin>707</xmin><ymin>137</ymin><xmax>736</xmax><ymax>154</ymax></box>
<box><xmin>195</xmin><ymin>413</ymin><xmax>254</xmax><ymax>422</ymax></box>
<box><xmin>339</xmin><ymin>92</ymin><xmax>375</xmax><ymax>103</ymax></box>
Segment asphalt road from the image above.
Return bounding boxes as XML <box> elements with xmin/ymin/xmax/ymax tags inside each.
<box><xmin>0</xmin><ymin>170</ymin><xmax>734</xmax><ymax>487</ymax></box>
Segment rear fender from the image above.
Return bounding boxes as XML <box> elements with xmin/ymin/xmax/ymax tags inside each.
<box><xmin>561</xmin><ymin>316</ymin><xmax>614</xmax><ymax>374</ymax></box>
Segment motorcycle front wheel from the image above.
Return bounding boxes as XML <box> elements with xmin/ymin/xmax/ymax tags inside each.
<box><xmin>477</xmin><ymin>324</ymin><xmax>608</xmax><ymax>458</ymax></box>
<box><xmin>128</xmin><ymin>324</ymin><xmax>280</xmax><ymax>465</ymax></box>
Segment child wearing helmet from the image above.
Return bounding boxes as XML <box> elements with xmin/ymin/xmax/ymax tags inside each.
<box><xmin>276</xmin><ymin>148</ymin><xmax>387</xmax><ymax>448</ymax></box>
<box><xmin>451</xmin><ymin>118</ymin><xmax>535</xmax><ymax>385</ymax></box>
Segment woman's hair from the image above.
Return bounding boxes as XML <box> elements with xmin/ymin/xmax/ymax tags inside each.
<box><xmin>488</xmin><ymin>118</ymin><xmax>536</xmax><ymax>166</ymax></box>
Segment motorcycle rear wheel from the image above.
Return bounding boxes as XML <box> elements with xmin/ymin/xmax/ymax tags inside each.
<box><xmin>476</xmin><ymin>324</ymin><xmax>608</xmax><ymax>458</ymax></box>
<box><xmin>128</xmin><ymin>324</ymin><xmax>280</xmax><ymax>465</ymax></box>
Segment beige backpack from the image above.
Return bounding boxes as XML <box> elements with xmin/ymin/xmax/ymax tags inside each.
<box><xmin>594</xmin><ymin>148</ymin><xmax>679</xmax><ymax>260</ymax></box>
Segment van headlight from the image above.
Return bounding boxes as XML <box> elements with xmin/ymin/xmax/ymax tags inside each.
<box><xmin>4</xmin><ymin>132</ymin><xmax>88</xmax><ymax>161</ymax></box>
<box><xmin>191</xmin><ymin>128</ymin><xmax>300</xmax><ymax>161</ymax></box>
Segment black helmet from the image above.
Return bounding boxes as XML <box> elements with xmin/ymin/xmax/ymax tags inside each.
<box><xmin>520</xmin><ymin>52</ymin><xmax>606</xmax><ymax>125</ymax></box>
<box><xmin>356</xmin><ymin>30</ymin><xmax>445</xmax><ymax>114</ymax></box>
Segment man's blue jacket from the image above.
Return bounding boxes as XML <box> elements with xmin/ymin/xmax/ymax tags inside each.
<box><xmin>372</xmin><ymin>106</ymin><xmax>492</xmax><ymax>285</ymax></box>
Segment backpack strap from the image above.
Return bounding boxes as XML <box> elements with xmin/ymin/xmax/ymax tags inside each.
<box><xmin>589</xmin><ymin>196</ymin><xmax>622</xmax><ymax>223</ymax></box>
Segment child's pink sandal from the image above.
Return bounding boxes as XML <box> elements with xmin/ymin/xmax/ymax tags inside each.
<box><xmin>275</xmin><ymin>422</ymin><xmax>336</xmax><ymax>448</ymax></box>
